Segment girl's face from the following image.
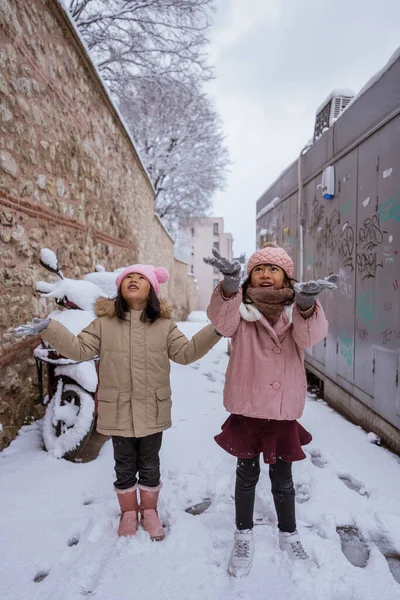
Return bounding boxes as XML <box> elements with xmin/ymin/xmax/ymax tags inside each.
<box><xmin>121</xmin><ymin>272</ymin><xmax>151</xmax><ymax>307</ymax></box>
<box><xmin>250</xmin><ymin>263</ymin><xmax>287</xmax><ymax>290</ymax></box>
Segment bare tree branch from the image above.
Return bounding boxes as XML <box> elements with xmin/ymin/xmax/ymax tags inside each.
<box><xmin>67</xmin><ymin>0</ymin><xmax>215</xmax><ymax>86</ymax></box>
<box><xmin>119</xmin><ymin>77</ymin><xmax>230</xmax><ymax>228</ymax></box>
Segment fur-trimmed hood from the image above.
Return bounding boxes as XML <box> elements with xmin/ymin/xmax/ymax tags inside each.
<box><xmin>94</xmin><ymin>297</ymin><xmax>173</xmax><ymax>319</ymax></box>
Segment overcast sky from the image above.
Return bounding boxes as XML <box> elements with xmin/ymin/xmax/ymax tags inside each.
<box><xmin>206</xmin><ymin>0</ymin><xmax>400</xmax><ymax>259</ymax></box>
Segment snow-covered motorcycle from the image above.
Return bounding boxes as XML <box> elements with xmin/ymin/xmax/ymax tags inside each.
<box><xmin>34</xmin><ymin>248</ymin><xmax>119</xmax><ymax>461</ymax></box>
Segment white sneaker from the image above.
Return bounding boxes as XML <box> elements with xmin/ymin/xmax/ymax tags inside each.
<box><xmin>228</xmin><ymin>529</ymin><xmax>254</xmax><ymax>577</ymax></box>
<box><xmin>279</xmin><ymin>530</ymin><xmax>311</xmax><ymax>561</ymax></box>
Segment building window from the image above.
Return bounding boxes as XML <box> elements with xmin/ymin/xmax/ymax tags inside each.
<box><xmin>191</xmin><ymin>265</ymin><xmax>194</xmax><ymax>274</ymax></box>
<box><xmin>191</xmin><ymin>227</ymin><xmax>195</xmax><ymax>237</ymax></box>
<box><xmin>213</xmin><ymin>241</ymin><xmax>219</xmax><ymax>251</ymax></box>
<box><xmin>213</xmin><ymin>222</ymin><xmax>219</xmax><ymax>235</ymax></box>
<box><xmin>213</xmin><ymin>279</ymin><xmax>219</xmax><ymax>289</ymax></box>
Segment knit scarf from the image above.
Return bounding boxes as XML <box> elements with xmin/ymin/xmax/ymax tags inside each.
<box><xmin>246</xmin><ymin>287</ymin><xmax>295</xmax><ymax>325</ymax></box>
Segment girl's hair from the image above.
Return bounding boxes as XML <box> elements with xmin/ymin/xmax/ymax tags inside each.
<box><xmin>114</xmin><ymin>286</ymin><xmax>161</xmax><ymax>323</ymax></box>
<box><xmin>242</xmin><ymin>268</ymin><xmax>296</xmax><ymax>306</ymax></box>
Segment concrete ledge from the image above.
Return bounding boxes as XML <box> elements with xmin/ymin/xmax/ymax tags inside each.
<box><xmin>306</xmin><ymin>361</ymin><xmax>400</xmax><ymax>456</ymax></box>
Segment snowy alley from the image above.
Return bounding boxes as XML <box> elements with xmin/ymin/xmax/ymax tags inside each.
<box><xmin>1</xmin><ymin>316</ymin><xmax>400</xmax><ymax>600</ymax></box>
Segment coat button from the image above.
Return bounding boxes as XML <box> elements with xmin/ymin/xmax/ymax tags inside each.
<box><xmin>273</xmin><ymin>346</ymin><xmax>281</xmax><ymax>354</ymax></box>
<box><xmin>272</xmin><ymin>381</ymin><xmax>281</xmax><ymax>390</ymax></box>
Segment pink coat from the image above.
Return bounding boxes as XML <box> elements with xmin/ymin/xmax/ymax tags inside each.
<box><xmin>207</xmin><ymin>285</ymin><xmax>329</xmax><ymax>420</ymax></box>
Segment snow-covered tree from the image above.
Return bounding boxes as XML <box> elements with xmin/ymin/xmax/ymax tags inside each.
<box><xmin>68</xmin><ymin>0</ymin><xmax>215</xmax><ymax>87</ymax></box>
<box><xmin>118</xmin><ymin>77</ymin><xmax>230</xmax><ymax>227</ymax></box>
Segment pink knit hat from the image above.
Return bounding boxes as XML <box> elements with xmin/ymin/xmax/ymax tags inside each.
<box><xmin>247</xmin><ymin>243</ymin><xmax>294</xmax><ymax>278</ymax></box>
<box><xmin>116</xmin><ymin>264</ymin><xmax>169</xmax><ymax>295</ymax></box>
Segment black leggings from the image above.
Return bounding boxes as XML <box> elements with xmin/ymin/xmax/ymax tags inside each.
<box><xmin>112</xmin><ymin>433</ymin><xmax>163</xmax><ymax>490</ymax></box>
<box><xmin>235</xmin><ymin>456</ymin><xmax>296</xmax><ymax>533</ymax></box>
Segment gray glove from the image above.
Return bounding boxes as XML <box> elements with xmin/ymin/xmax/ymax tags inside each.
<box><xmin>294</xmin><ymin>274</ymin><xmax>339</xmax><ymax>310</ymax></box>
<box><xmin>203</xmin><ymin>248</ymin><xmax>242</xmax><ymax>295</ymax></box>
<box><xmin>14</xmin><ymin>317</ymin><xmax>50</xmax><ymax>337</ymax></box>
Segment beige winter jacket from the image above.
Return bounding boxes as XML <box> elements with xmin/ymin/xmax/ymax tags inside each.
<box><xmin>42</xmin><ymin>298</ymin><xmax>221</xmax><ymax>438</ymax></box>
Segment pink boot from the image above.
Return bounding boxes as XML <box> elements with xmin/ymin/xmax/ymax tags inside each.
<box><xmin>115</xmin><ymin>485</ymin><xmax>139</xmax><ymax>537</ymax></box>
<box><xmin>139</xmin><ymin>483</ymin><xmax>165</xmax><ymax>541</ymax></box>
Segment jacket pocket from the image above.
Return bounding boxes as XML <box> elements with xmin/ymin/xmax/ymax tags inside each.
<box><xmin>155</xmin><ymin>386</ymin><xmax>172</xmax><ymax>426</ymax></box>
<box><xmin>97</xmin><ymin>388</ymin><xmax>118</xmax><ymax>429</ymax></box>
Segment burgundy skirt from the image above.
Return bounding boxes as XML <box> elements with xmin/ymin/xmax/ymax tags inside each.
<box><xmin>215</xmin><ymin>414</ymin><xmax>312</xmax><ymax>464</ymax></box>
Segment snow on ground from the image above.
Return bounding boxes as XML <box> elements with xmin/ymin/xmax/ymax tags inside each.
<box><xmin>1</xmin><ymin>316</ymin><xmax>400</xmax><ymax>600</ymax></box>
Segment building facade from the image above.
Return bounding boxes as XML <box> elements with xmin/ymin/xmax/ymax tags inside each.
<box><xmin>178</xmin><ymin>217</ymin><xmax>233</xmax><ymax>311</ymax></box>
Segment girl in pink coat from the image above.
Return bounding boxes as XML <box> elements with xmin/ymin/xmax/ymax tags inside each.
<box><xmin>204</xmin><ymin>242</ymin><xmax>338</xmax><ymax>577</ymax></box>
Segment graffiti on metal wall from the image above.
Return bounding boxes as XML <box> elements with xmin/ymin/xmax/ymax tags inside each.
<box><xmin>340</xmin><ymin>329</ymin><xmax>354</xmax><ymax>368</ymax></box>
<box><xmin>325</xmin><ymin>209</ymin><xmax>340</xmax><ymax>253</ymax></box>
<box><xmin>381</xmin><ymin>326</ymin><xmax>400</xmax><ymax>346</ymax></box>
<box><xmin>383</xmin><ymin>244</ymin><xmax>396</xmax><ymax>264</ymax></box>
<box><xmin>339</xmin><ymin>222</ymin><xmax>355</xmax><ymax>271</ymax></box>
<box><xmin>378</xmin><ymin>190</ymin><xmax>400</xmax><ymax>223</ymax></box>
<box><xmin>356</xmin><ymin>214</ymin><xmax>384</xmax><ymax>279</ymax></box>
<box><xmin>338</xmin><ymin>267</ymin><xmax>353</xmax><ymax>299</ymax></box>
<box><xmin>355</xmin><ymin>323</ymin><xmax>369</xmax><ymax>341</ymax></box>
<box><xmin>308</xmin><ymin>197</ymin><xmax>324</xmax><ymax>238</ymax></box>
<box><xmin>356</xmin><ymin>291</ymin><xmax>386</xmax><ymax>332</ymax></box>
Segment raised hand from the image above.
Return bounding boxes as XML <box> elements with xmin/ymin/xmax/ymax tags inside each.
<box><xmin>203</xmin><ymin>248</ymin><xmax>242</xmax><ymax>295</ymax></box>
<box><xmin>294</xmin><ymin>274</ymin><xmax>339</xmax><ymax>309</ymax></box>
<box><xmin>14</xmin><ymin>317</ymin><xmax>50</xmax><ymax>337</ymax></box>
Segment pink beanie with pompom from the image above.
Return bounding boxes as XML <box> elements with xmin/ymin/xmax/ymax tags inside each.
<box><xmin>116</xmin><ymin>264</ymin><xmax>169</xmax><ymax>295</ymax></box>
<box><xmin>247</xmin><ymin>242</ymin><xmax>294</xmax><ymax>278</ymax></box>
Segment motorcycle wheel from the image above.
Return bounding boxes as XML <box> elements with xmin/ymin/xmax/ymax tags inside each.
<box><xmin>42</xmin><ymin>381</ymin><xmax>95</xmax><ymax>460</ymax></box>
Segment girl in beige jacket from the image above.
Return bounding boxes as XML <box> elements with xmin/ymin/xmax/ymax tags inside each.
<box><xmin>16</xmin><ymin>264</ymin><xmax>221</xmax><ymax>541</ymax></box>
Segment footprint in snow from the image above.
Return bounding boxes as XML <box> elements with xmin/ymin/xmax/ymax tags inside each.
<box><xmin>309</xmin><ymin>449</ymin><xmax>327</xmax><ymax>468</ymax></box>
<box><xmin>338</xmin><ymin>473</ymin><xmax>368</xmax><ymax>497</ymax></box>
<box><xmin>34</xmin><ymin>570</ymin><xmax>50</xmax><ymax>583</ymax></box>
<box><xmin>204</xmin><ymin>372</ymin><xmax>217</xmax><ymax>382</ymax></box>
<box><xmin>336</xmin><ymin>525</ymin><xmax>370</xmax><ymax>568</ymax></box>
<box><xmin>68</xmin><ymin>536</ymin><xmax>80</xmax><ymax>547</ymax></box>
<box><xmin>190</xmin><ymin>363</ymin><xmax>200</xmax><ymax>370</ymax></box>
<box><xmin>295</xmin><ymin>482</ymin><xmax>311</xmax><ymax>503</ymax></box>
<box><xmin>371</xmin><ymin>533</ymin><xmax>400</xmax><ymax>584</ymax></box>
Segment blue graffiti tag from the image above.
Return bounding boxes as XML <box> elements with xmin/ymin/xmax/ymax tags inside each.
<box><xmin>340</xmin><ymin>329</ymin><xmax>354</xmax><ymax>368</ymax></box>
<box><xmin>356</xmin><ymin>292</ymin><xmax>386</xmax><ymax>331</ymax></box>
<box><xmin>378</xmin><ymin>191</ymin><xmax>400</xmax><ymax>223</ymax></box>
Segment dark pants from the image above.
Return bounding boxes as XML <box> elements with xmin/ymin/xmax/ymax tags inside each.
<box><xmin>235</xmin><ymin>455</ymin><xmax>296</xmax><ymax>533</ymax></box>
<box><xmin>112</xmin><ymin>433</ymin><xmax>163</xmax><ymax>490</ymax></box>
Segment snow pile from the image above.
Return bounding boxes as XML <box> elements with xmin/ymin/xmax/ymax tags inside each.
<box><xmin>42</xmin><ymin>381</ymin><xmax>94</xmax><ymax>459</ymax></box>
<box><xmin>55</xmin><ymin>361</ymin><xmax>98</xmax><ymax>393</ymax></box>
<box><xmin>256</xmin><ymin>196</ymin><xmax>281</xmax><ymax>220</ymax></box>
<box><xmin>84</xmin><ymin>271</ymin><xmax>118</xmax><ymax>298</ymax></box>
<box><xmin>35</xmin><ymin>280</ymin><xmax>56</xmax><ymax>294</ymax></box>
<box><xmin>366</xmin><ymin>432</ymin><xmax>381</xmax><ymax>445</ymax></box>
<box><xmin>348</xmin><ymin>45</ymin><xmax>400</xmax><ymax>108</ymax></box>
<box><xmin>40</xmin><ymin>248</ymin><xmax>58</xmax><ymax>271</ymax></box>
<box><xmin>49</xmin><ymin>307</ymin><xmax>96</xmax><ymax>335</ymax></box>
<box><xmin>40</xmin><ymin>278</ymin><xmax>104</xmax><ymax>311</ymax></box>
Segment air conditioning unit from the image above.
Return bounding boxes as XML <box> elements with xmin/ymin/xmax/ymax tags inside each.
<box><xmin>314</xmin><ymin>90</ymin><xmax>355</xmax><ymax>141</ymax></box>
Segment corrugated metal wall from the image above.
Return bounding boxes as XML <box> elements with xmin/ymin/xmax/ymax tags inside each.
<box><xmin>256</xmin><ymin>58</ymin><xmax>400</xmax><ymax>444</ymax></box>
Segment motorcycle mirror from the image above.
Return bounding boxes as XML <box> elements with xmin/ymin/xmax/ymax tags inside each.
<box><xmin>40</xmin><ymin>248</ymin><xmax>63</xmax><ymax>279</ymax></box>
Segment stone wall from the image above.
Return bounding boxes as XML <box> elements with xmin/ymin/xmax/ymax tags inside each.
<box><xmin>0</xmin><ymin>0</ymin><xmax>195</xmax><ymax>449</ymax></box>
